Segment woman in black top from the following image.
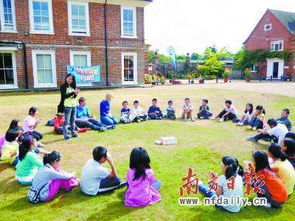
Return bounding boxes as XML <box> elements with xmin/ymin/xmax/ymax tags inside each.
<box><xmin>58</xmin><ymin>74</ymin><xmax>80</xmax><ymax>140</ymax></box>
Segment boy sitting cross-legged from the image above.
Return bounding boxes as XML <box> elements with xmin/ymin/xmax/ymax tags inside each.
<box><xmin>148</xmin><ymin>99</ymin><xmax>163</xmax><ymax>120</ymax></box>
<box><xmin>197</xmin><ymin>99</ymin><xmax>213</xmax><ymax>119</ymax></box>
<box><xmin>182</xmin><ymin>98</ymin><xmax>195</xmax><ymax>122</ymax></box>
<box><xmin>131</xmin><ymin>100</ymin><xmax>147</xmax><ymax>122</ymax></box>
<box><xmin>121</xmin><ymin>101</ymin><xmax>132</xmax><ymax>124</ymax></box>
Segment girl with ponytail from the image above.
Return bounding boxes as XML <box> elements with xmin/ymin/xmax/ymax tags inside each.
<box><xmin>214</xmin><ymin>156</ymin><xmax>244</xmax><ymax>213</ymax></box>
<box><xmin>268</xmin><ymin>144</ymin><xmax>295</xmax><ymax>195</ymax></box>
<box><xmin>16</xmin><ymin>135</ymin><xmax>43</xmax><ymax>185</ymax></box>
<box><xmin>125</xmin><ymin>147</ymin><xmax>161</xmax><ymax>207</ymax></box>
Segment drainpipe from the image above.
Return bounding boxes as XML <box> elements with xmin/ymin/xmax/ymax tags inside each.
<box><xmin>0</xmin><ymin>41</ymin><xmax>29</xmax><ymax>89</ymax></box>
<box><xmin>104</xmin><ymin>0</ymin><xmax>109</xmax><ymax>87</ymax></box>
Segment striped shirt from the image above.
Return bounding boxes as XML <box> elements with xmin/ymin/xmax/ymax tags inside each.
<box><xmin>29</xmin><ymin>164</ymin><xmax>74</xmax><ymax>201</ymax></box>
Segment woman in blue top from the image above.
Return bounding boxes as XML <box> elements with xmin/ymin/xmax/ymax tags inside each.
<box><xmin>99</xmin><ymin>94</ymin><xmax>119</xmax><ymax>126</ymax></box>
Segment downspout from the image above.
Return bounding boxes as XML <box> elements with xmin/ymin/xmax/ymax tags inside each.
<box><xmin>104</xmin><ymin>0</ymin><xmax>109</xmax><ymax>87</ymax></box>
<box><xmin>0</xmin><ymin>41</ymin><xmax>28</xmax><ymax>89</ymax></box>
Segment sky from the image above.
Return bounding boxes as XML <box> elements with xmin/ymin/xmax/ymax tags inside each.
<box><xmin>144</xmin><ymin>0</ymin><xmax>295</xmax><ymax>55</ymax></box>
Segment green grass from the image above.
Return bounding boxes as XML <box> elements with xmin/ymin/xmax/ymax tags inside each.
<box><xmin>0</xmin><ymin>86</ymin><xmax>294</xmax><ymax>221</ymax></box>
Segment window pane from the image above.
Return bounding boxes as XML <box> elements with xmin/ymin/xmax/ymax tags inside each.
<box><xmin>0</xmin><ymin>54</ymin><xmax>4</xmax><ymax>68</ymax></box>
<box><xmin>33</xmin><ymin>1</ymin><xmax>50</xmax><ymax>31</ymax></box>
<box><xmin>37</xmin><ymin>69</ymin><xmax>45</xmax><ymax>83</ymax></box>
<box><xmin>0</xmin><ymin>70</ymin><xmax>5</xmax><ymax>84</ymax></box>
<box><xmin>71</xmin><ymin>3</ymin><xmax>87</xmax><ymax>33</ymax></box>
<box><xmin>44</xmin><ymin>69</ymin><xmax>53</xmax><ymax>83</ymax></box>
<box><xmin>36</xmin><ymin>55</ymin><xmax>44</xmax><ymax>68</ymax></box>
<box><xmin>5</xmin><ymin>69</ymin><xmax>14</xmax><ymax>84</ymax></box>
<box><xmin>43</xmin><ymin>55</ymin><xmax>52</xmax><ymax>68</ymax></box>
<box><xmin>0</xmin><ymin>53</ymin><xmax>14</xmax><ymax>85</ymax></box>
<box><xmin>4</xmin><ymin>53</ymin><xmax>12</xmax><ymax>68</ymax></box>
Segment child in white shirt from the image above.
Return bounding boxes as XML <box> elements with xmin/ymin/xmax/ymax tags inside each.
<box><xmin>182</xmin><ymin>98</ymin><xmax>195</xmax><ymax>122</ymax></box>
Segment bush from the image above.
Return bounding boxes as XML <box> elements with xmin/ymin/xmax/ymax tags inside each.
<box><xmin>144</xmin><ymin>74</ymin><xmax>153</xmax><ymax>84</ymax></box>
<box><xmin>244</xmin><ymin>68</ymin><xmax>251</xmax><ymax>78</ymax></box>
<box><xmin>222</xmin><ymin>68</ymin><xmax>232</xmax><ymax>78</ymax></box>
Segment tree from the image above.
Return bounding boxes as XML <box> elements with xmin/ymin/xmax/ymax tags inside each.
<box><xmin>197</xmin><ymin>51</ymin><xmax>224</xmax><ymax>78</ymax></box>
<box><xmin>191</xmin><ymin>52</ymin><xmax>202</xmax><ymax>60</ymax></box>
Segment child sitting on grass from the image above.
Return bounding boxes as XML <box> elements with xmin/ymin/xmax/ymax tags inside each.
<box><xmin>215</xmin><ymin>100</ymin><xmax>238</xmax><ymax>122</ymax></box>
<box><xmin>197</xmin><ymin>99</ymin><xmax>213</xmax><ymax>119</ymax></box>
<box><xmin>16</xmin><ymin>135</ymin><xmax>44</xmax><ymax>185</ymax></box>
<box><xmin>248</xmin><ymin>105</ymin><xmax>265</xmax><ymax>130</ymax></box>
<box><xmin>23</xmin><ymin>107</ymin><xmax>44</xmax><ymax>146</ymax></box>
<box><xmin>244</xmin><ymin>150</ymin><xmax>288</xmax><ymax>208</ymax></box>
<box><xmin>131</xmin><ymin>100</ymin><xmax>147</xmax><ymax>122</ymax></box>
<box><xmin>28</xmin><ymin>151</ymin><xmax>78</xmax><ymax>203</ymax></box>
<box><xmin>182</xmin><ymin>98</ymin><xmax>195</xmax><ymax>122</ymax></box>
<box><xmin>76</xmin><ymin>97</ymin><xmax>108</xmax><ymax>131</ymax></box>
<box><xmin>125</xmin><ymin>147</ymin><xmax>161</xmax><ymax>207</ymax></box>
<box><xmin>277</xmin><ymin>108</ymin><xmax>292</xmax><ymax>131</ymax></box>
<box><xmin>80</xmin><ymin>146</ymin><xmax>124</xmax><ymax>195</ymax></box>
<box><xmin>121</xmin><ymin>101</ymin><xmax>132</xmax><ymax>123</ymax></box>
<box><xmin>148</xmin><ymin>98</ymin><xmax>163</xmax><ymax>120</ymax></box>
<box><xmin>0</xmin><ymin>129</ymin><xmax>20</xmax><ymax>166</ymax></box>
<box><xmin>248</xmin><ymin>118</ymin><xmax>288</xmax><ymax>144</ymax></box>
<box><xmin>164</xmin><ymin>100</ymin><xmax>176</xmax><ymax>120</ymax></box>
<box><xmin>236</xmin><ymin>103</ymin><xmax>254</xmax><ymax>126</ymax></box>
<box><xmin>268</xmin><ymin>144</ymin><xmax>295</xmax><ymax>195</ymax></box>
<box><xmin>281</xmin><ymin>137</ymin><xmax>295</xmax><ymax>169</ymax></box>
<box><xmin>53</xmin><ymin>113</ymin><xmax>87</xmax><ymax>135</ymax></box>
<box><xmin>214</xmin><ymin>156</ymin><xmax>244</xmax><ymax>213</ymax></box>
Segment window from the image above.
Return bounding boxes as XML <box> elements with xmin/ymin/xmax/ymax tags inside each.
<box><xmin>270</xmin><ymin>40</ymin><xmax>284</xmax><ymax>52</ymax></box>
<box><xmin>0</xmin><ymin>52</ymin><xmax>17</xmax><ymax>88</ymax></box>
<box><xmin>121</xmin><ymin>6</ymin><xmax>137</xmax><ymax>38</ymax></box>
<box><xmin>0</xmin><ymin>0</ymin><xmax>16</xmax><ymax>32</ymax></box>
<box><xmin>250</xmin><ymin>64</ymin><xmax>258</xmax><ymax>72</ymax></box>
<box><xmin>32</xmin><ymin>50</ymin><xmax>57</xmax><ymax>87</ymax></box>
<box><xmin>29</xmin><ymin>0</ymin><xmax>54</xmax><ymax>34</ymax></box>
<box><xmin>70</xmin><ymin>51</ymin><xmax>91</xmax><ymax>67</ymax></box>
<box><xmin>68</xmin><ymin>1</ymin><xmax>90</xmax><ymax>36</ymax></box>
<box><xmin>122</xmin><ymin>52</ymin><xmax>137</xmax><ymax>84</ymax></box>
<box><xmin>264</xmin><ymin>24</ymin><xmax>272</xmax><ymax>31</ymax></box>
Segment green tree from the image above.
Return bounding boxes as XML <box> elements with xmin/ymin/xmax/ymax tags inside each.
<box><xmin>191</xmin><ymin>52</ymin><xmax>202</xmax><ymax>60</ymax></box>
<box><xmin>198</xmin><ymin>51</ymin><xmax>224</xmax><ymax>78</ymax></box>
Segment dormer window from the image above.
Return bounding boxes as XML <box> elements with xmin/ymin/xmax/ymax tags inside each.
<box><xmin>264</xmin><ymin>24</ymin><xmax>272</xmax><ymax>31</ymax></box>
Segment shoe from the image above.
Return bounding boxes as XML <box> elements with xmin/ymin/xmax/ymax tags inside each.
<box><xmin>64</xmin><ymin>135</ymin><xmax>70</xmax><ymax>141</ymax></box>
<box><xmin>247</xmin><ymin>136</ymin><xmax>256</xmax><ymax>142</ymax></box>
<box><xmin>252</xmin><ymin>127</ymin><xmax>257</xmax><ymax>131</ymax></box>
<box><xmin>99</xmin><ymin>127</ymin><xmax>107</xmax><ymax>132</ymax></box>
<box><xmin>219</xmin><ymin>118</ymin><xmax>224</xmax><ymax>122</ymax></box>
<box><xmin>72</xmin><ymin>133</ymin><xmax>79</xmax><ymax>138</ymax></box>
<box><xmin>137</xmin><ymin>119</ymin><xmax>141</xmax><ymax>123</ymax></box>
<box><xmin>191</xmin><ymin>118</ymin><xmax>195</xmax><ymax>122</ymax></box>
<box><xmin>117</xmin><ymin>182</ymin><xmax>127</xmax><ymax>189</ymax></box>
<box><xmin>263</xmin><ymin>203</ymin><xmax>272</xmax><ymax>208</ymax></box>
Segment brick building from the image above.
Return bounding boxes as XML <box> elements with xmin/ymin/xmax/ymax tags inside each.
<box><xmin>244</xmin><ymin>9</ymin><xmax>295</xmax><ymax>80</ymax></box>
<box><xmin>0</xmin><ymin>0</ymin><xmax>152</xmax><ymax>90</ymax></box>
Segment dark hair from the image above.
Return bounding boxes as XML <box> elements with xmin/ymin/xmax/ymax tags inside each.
<box><xmin>5</xmin><ymin>129</ymin><xmax>19</xmax><ymax>142</ymax></box>
<box><xmin>245</xmin><ymin>103</ymin><xmax>253</xmax><ymax>115</ymax></box>
<box><xmin>29</xmin><ymin>107</ymin><xmax>38</xmax><ymax>115</ymax></box>
<box><xmin>225</xmin><ymin>100</ymin><xmax>232</xmax><ymax>105</ymax></box>
<box><xmin>152</xmin><ymin>98</ymin><xmax>157</xmax><ymax>102</ymax></box>
<box><xmin>78</xmin><ymin>97</ymin><xmax>86</xmax><ymax>104</ymax></box>
<box><xmin>282</xmin><ymin>108</ymin><xmax>290</xmax><ymax>115</ymax></box>
<box><xmin>268</xmin><ymin>144</ymin><xmax>287</xmax><ymax>161</ymax></box>
<box><xmin>19</xmin><ymin>135</ymin><xmax>33</xmax><ymax>161</ymax></box>
<box><xmin>256</xmin><ymin>105</ymin><xmax>266</xmax><ymax>114</ymax></box>
<box><xmin>285</xmin><ymin>132</ymin><xmax>295</xmax><ymax>140</ymax></box>
<box><xmin>92</xmin><ymin>146</ymin><xmax>107</xmax><ymax>162</ymax></box>
<box><xmin>133</xmin><ymin>100</ymin><xmax>139</xmax><ymax>105</ymax></box>
<box><xmin>222</xmin><ymin>156</ymin><xmax>244</xmax><ymax>179</ymax></box>
<box><xmin>168</xmin><ymin>100</ymin><xmax>173</xmax><ymax>104</ymax></box>
<box><xmin>43</xmin><ymin>151</ymin><xmax>62</xmax><ymax>165</ymax></box>
<box><xmin>122</xmin><ymin>101</ymin><xmax>128</xmax><ymax>105</ymax></box>
<box><xmin>64</xmin><ymin>74</ymin><xmax>76</xmax><ymax>89</ymax></box>
<box><xmin>185</xmin><ymin>98</ymin><xmax>190</xmax><ymax>101</ymax></box>
<box><xmin>267</xmin><ymin>118</ymin><xmax>277</xmax><ymax>127</ymax></box>
<box><xmin>202</xmin><ymin>99</ymin><xmax>208</xmax><ymax>103</ymax></box>
<box><xmin>283</xmin><ymin>138</ymin><xmax>295</xmax><ymax>156</ymax></box>
<box><xmin>252</xmin><ymin>150</ymin><xmax>271</xmax><ymax>172</ymax></box>
<box><xmin>9</xmin><ymin>119</ymin><xmax>20</xmax><ymax>130</ymax></box>
<box><xmin>129</xmin><ymin>147</ymin><xmax>151</xmax><ymax>180</ymax></box>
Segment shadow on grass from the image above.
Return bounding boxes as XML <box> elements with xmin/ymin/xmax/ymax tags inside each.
<box><xmin>0</xmin><ymin>162</ymin><xmax>12</xmax><ymax>173</ymax></box>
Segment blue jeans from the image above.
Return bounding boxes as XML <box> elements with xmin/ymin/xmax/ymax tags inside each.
<box><xmin>250</xmin><ymin>117</ymin><xmax>263</xmax><ymax>129</ymax></box>
<box><xmin>101</xmin><ymin>116</ymin><xmax>119</xmax><ymax>126</ymax></box>
<box><xmin>197</xmin><ymin>112</ymin><xmax>213</xmax><ymax>119</ymax></box>
<box><xmin>148</xmin><ymin>113</ymin><xmax>163</xmax><ymax>120</ymax></box>
<box><xmin>76</xmin><ymin>119</ymin><xmax>106</xmax><ymax>131</ymax></box>
<box><xmin>257</xmin><ymin>184</ymin><xmax>284</xmax><ymax>208</ymax></box>
<box><xmin>98</xmin><ymin>176</ymin><xmax>121</xmax><ymax>193</ymax></box>
<box><xmin>63</xmin><ymin>107</ymin><xmax>76</xmax><ymax>137</ymax></box>
<box><xmin>24</xmin><ymin>130</ymin><xmax>43</xmax><ymax>141</ymax></box>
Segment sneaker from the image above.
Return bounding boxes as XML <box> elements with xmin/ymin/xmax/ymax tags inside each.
<box><xmin>64</xmin><ymin>135</ymin><xmax>70</xmax><ymax>141</ymax></box>
<box><xmin>99</xmin><ymin>127</ymin><xmax>107</xmax><ymax>132</ymax></box>
<box><xmin>137</xmin><ymin>119</ymin><xmax>142</xmax><ymax>123</ymax></box>
<box><xmin>72</xmin><ymin>133</ymin><xmax>79</xmax><ymax>138</ymax></box>
<box><xmin>219</xmin><ymin>118</ymin><xmax>224</xmax><ymax>122</ymax></box>
<box><xmin>263</xmin><ymin>203</ymin><xmax>272</xmax><ymax>208</ymax></box>
<box><xmin>252</xmin><ymin>127</ymin><xmax>257</xmax><ymax>131</ymax></box>
<box><xmin>247</xmin><ymin>136</ymin><xmax>256</xmax><ymax>142</ymax></box>
<box><xmin>117</xmin><ymin>182</ymin><xmax>127</xmax><ymax>189</ymax></box>
<box><xmin>191</xmin><ymin>118</ymin><xmax>195</xmax><ymax>122</ymax></box>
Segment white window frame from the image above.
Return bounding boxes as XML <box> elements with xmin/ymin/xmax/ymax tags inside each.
<box><xmin>70</xmin><ymin>50</ymin><xmax>92</xmax><ymax>86</ymax></box>
<box><xmin>264</xmin><ymin>24</ymin><xmax>272</xmax><ymax>31</ymax></box>
<box><xmin>121</xmin><ymin>52</ymin><xmax>138</xmax><ymax>85</ymax></box>
<box><xmin>0</xmin><ymin>50</ymin><xmax>18</xmax><ymax>89</ymax></box>
<box><xmin>32</xmin><ymin>50</ymin><xmax>57</xmax><ymax>88</ymax></box>
<box><xmin>70</xmin><ymin>50</ymin><xmax>91</xmax><ymax>67</ymax></box>
<box><xmin>270</xmin><ymin>40</ymin><xmax>284</xmax><ymax>52</ymax></box>
<box><xmin>29</xmin><ymin>0</ymin><xmax>54</xmax><ymax>35</ymax></box>
<box><xmin>0</xmin><ymin>0</ymin><xmax>17</xmax><ymax>32</ymax></box>
<box><xmin>250</xmin><ymin>64</ymin><xmax>258</xmax><ymax>72</ymax></box>
<box><xmin>121</xmin><ymin>6</ymin><xmax>137</xmax><ymax>38</ymax></box>
<box><xmin>68</xmin><ymin>1</ymin><xmax>90</xmax><ymax>36</ymax></box>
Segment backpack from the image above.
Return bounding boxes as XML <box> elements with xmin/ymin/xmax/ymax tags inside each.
<box><xmin>27</xmin><ymin>183</ymin><xmax>47</xmax><ymax>204</ymax></box>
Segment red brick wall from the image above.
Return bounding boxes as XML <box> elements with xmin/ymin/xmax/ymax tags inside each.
<box><xmin>244</xmin><ymin>10</ymin><xmax>295</xmax><ymax>78</ymax></box>
<box><xmin>0</xmin><ymin>0</ymin><xmax>147</xmax><ymax>89</ymax></box>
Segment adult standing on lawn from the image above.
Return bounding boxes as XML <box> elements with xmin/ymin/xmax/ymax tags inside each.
<box><xmin>58</xmin><ymin>74</ymin><xmax>80</xmax><ymax>140</ymax></box>
<box><xmin>99</xmin><ymin>94</ymin><xmax>119</xmax><ymax>126</ymax></box>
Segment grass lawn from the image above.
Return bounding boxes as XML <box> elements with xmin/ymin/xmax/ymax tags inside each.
<box><xmin>0</xmin><ymin>85</ymin><xmax>294</xmax><ymax>221</ymax></box>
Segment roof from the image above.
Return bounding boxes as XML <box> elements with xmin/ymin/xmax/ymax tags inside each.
<box><xmin>269</xmin><ymin>9</ymin><xmax>295</xmax><ymax>35</ymax></box>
